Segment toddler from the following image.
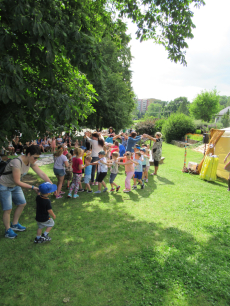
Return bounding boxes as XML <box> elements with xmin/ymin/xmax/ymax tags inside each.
<box><xmin>34</xmin><ymin>182</ymin><xmax>57</xmax><ymax>243</ymax></box>
<box><xmin>94</xmin><ymin>150</ymin><xmax>108</xmax><ymax>193</ymax></box>
<box><xmin>64</xmin><ymin>153</ymin><xmax>73</xmax><ymax>189</ymax></box>
<box><xmin>133</xmin><ymin>152</ymin><xmax>144</xmax><ymax>189</ymax></box>
<box><xmin>116</xmin><ymin>152</ymin><xmax>137</xmax><ymax>192</ymax></box>
<box><xmin>84</xmin><ymin>156</ymin><xmax>93</xmax><ymax>193</ymax></box>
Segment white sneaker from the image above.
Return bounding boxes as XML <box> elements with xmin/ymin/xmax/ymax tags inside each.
<box><xmin>21</xmin><ymin>153</ymin><xmax>24</xmax><ymax>155</ymax></box>
<box><xmin>145</xmin><ymin>179</ymin><xmax>148</xmax><ymax>182</ymax></box>
<box><xmin>14</xmin><ymin>153</ymin><xmax>18</xmax><ymax>156</ymax></box>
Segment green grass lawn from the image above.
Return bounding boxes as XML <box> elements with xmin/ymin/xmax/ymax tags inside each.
<box><xmin>1</xmin><ymin>144</ymin><xmax>230</xmax><ymax>306</ymax></box>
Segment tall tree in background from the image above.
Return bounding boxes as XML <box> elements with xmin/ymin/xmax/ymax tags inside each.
<box><xmin>190</xmin><ymin>89</ymin><xmax>220</xmax><ymax>122</ymax></box>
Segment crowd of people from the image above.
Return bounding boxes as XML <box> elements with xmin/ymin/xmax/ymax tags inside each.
<box><xmin>0</xmin><ymin>127</ymin><xmax>163</xmax><ymax>241</ymax></box>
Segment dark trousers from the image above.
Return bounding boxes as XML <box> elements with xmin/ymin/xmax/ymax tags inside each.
<box><xmin>91</xmin><ymin>157</ymin><xmax>99</xmax><ymax>182</ymax></box>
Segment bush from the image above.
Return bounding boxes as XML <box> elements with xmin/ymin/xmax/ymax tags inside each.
<box><xmin>195</xmin><ymin>129</ymin><xmax>201</xmax><ymax>134</ymax></box>
<box><xmin>135</xmin><ymin>119</ymin><xmax>157</xmax><ymax>135</ymax></box>
<box><xmin>154</xmin><ymin>119</ymin><xmax>165</xmax><ymax>133</ymax></box>
<box><xmin>162</xmin><ymin>113</ymin><xmax>195</xmax><ymax>143</ymax></box>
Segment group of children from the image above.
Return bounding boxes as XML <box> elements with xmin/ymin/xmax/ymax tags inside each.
<box><xmin>62</xmin><ymin>143</ymin><xmax>151</xmax><ymax>196</ymax></box>
<box><xmin>34</xmin><ymin>143</ymin><xmax>151</xmax><ymax>243</ymax></box>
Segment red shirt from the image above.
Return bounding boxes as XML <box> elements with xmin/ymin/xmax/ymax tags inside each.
<box><xmin>72</xmin><ymin>157</ymin><xmax>83</xmax><ymax>173</ymax></box>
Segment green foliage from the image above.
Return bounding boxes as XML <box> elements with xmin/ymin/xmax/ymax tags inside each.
<box><xmin>187</xmin><ymin>134</ymin><xmax>203</xmax><ymax>141</ymax></box>
<box><xmin>164</xmin><ymin>97</ymin><xmax>190</xmax><ymax>117</ymax></box>
<box><xmin>82</xmin><ymin>32</ymin><xmax>135</xmax><ymax>130</ymax></box>
<box><xmin>135</xmin><ymin>118</ymin><xmax>158</xmax><ymax>135</ymax></box>
<box><xmin>144</xmin><ymin>103</ymin><xmax>162</xmax><ymax>119</ymax></box>
<box><xmin>135</xmin><ymin>118</ymin><xmax>166</xmax><ymax>135</ymax></box>
<box><xmin>221</xmin><ymin>110</ymin><xmax>230</xmax><ymax>128</ymax></box>
<box><xmin>190</xmin><ymin>89</ymin><xmax>220</xmax><ymax>122</ymax></box>
<box><xmin>162</xmin><ymin>113</ymin><xmax>195</xmax><ymax>143</ymax></box>
<box><xmin>195</xmin><ymin>129</ymin><xmax>201</xmax><ymax>134</ymax></box>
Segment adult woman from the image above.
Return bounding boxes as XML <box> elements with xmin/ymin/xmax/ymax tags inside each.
<box><xmin>37</xmin><ymin>137</ymin><xmax>45</xmax><ymax>153</ymax></box>
<box><xmin>67</xmin><ymin>136</ymin><xmax>72</xmax><ymax>148</ymax></box>
<box><xmin>12</xmin><ymin>136</ymin><xmax>23</xmax><ymax>155</ymax></box>
<box><xmin>57</xmin><ymin>135</ymin><xmax>63</xmax><ymax>145</ymax></box>
<box><xmin>53</xmin><ymin>146</ymin><xmax>69</xmax><ymax>199</ymax></box>
<box><xmin>124</xmin><ymin>132</ymin><xmax>143</xmax><ymax>153</ymax></box>
<box><xmin>42</xmin><ymin>136</ymin><xmax>50</xmax><ymax>151</ymax></box>
<box><xmin>0</xmin><ymin>145</ymin><xmax>53</xmax><ymax>239</ymax></box>
<box><xmin>143</xmin><ymin>132</ymin><xmax>163</xmax><ymax>176</ymax></box>
<box><xmin>85</xmin><ymin>132</ymin><xmax>105</xmax><ymax>185</ymax></box>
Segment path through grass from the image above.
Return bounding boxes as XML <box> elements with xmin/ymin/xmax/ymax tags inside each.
<box><xmin>0</xmin><ymin>144</ymin><xmax>230</xmax><ymax>306</ymax></box>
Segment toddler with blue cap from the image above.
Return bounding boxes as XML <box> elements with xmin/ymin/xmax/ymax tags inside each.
<box><xmin>34</xmin><ymin>182</ymin><xmax>57</xmax><ymax>243</ymax></box>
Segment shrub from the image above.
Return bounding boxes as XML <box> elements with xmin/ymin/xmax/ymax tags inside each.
<box><xmin>135</xmin><ymin>118</ymin><xmax>157</xmax><ymax>135</ymax></box>
<box><xmin>195</xmin><ymin>129</ymin><xmax>201</xmax><ymax>134</ymax></box>
<box><xmin>154</xmin><ymin>119</ymin><xmax>165</xmax><ymax>133</ymax></box>
<box><xmin>162</xmin><ymin>113</ymin><xmax>195</xmax><ymax>143</ymax></box>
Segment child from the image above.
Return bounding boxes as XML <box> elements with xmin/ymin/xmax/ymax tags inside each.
<box><xmin>51</xmin><ymin>137</ymin><xmax>56</xmax><ymax>153</ymax></box>
<box><xmin>68</xmin><ymin>148</ymin><xmax>87</xmax><ymax>199</ymax></box>
<box><xmin>143</xmin><ymin>148</ymin><xmax>150</xmax><ymax>182</ymax></box>
<box><xmin>84</xmin><ymin>156</ymin><xmax>93</xmax><ymax>193</ymax></box>
<box><xmin>94</xmin><ymin>150</ymin><xmax>108</xmax><ymax>193</ymax></box>
<box><xmin>34</xmin><ymin>182</ymin><xmax>57</xmax><ymax>243</ymax></box>
<box><xmin>63</xmin><ymin>145</ymin><xmax>68</xmax><ymax>156</ymax></box>
<box><xmin>133</xmin><ymin>152</ymin><xmax>145</xmax><ymax>189</ymax></box>
<box><xmin>64</xmin><ymin>153</ymin><xmax>73</xmax><ymax>189</ymax></box>
<box><xmin>116</xmin><ymin>152</ymin><xmax>137</xmax><ymax>192</ymax></box>
<box><xmin>100</xmin><ymin>152</ymin><xmax>120</xmax><ymax>192</ymax></box>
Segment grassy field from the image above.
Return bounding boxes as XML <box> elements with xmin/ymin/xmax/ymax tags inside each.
<box><xmin>0</xmin><ymin>144</ymin><xmax>230</xmax><ymax>306</ymax></box>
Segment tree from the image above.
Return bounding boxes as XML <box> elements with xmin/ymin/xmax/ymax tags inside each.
<box><xmin>190</xmin><ymin>89</ymin><xmax>220</xmax><ymax>122</ymax></box>
<box><xmin>221</xmin><ymin>110</ymin><xmax>230</xmax><ymax>128</ymax></box>
<box><xmin>144</xmin><ymin>103</ymin><xmax>162</xmax><ymax>119</ymax></box>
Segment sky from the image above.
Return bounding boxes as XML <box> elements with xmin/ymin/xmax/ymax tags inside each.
<box><xmin>128</xmin><ymin>0</ymin><xmax>230</xmax><ymax>102</ymax></box>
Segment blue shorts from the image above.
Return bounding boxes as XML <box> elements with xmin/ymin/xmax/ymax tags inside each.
<box><xmin>53</xmin><ymin>168</ymin><xmax>65</xmax><ymax>177</ymax></box>
<box><xmin>84</xmin><ymin>175</ymin><xmax>91</xmax><ymax>184</ymax></box>
<box><xmin>134</xmin><ymin>172</ymin><xmax>142</xmax><ymax>180</ymax></box>
<box><xmin>110</xmin><ymin>173</ymin><xmax>117</xmax><ymax>184</ymax></box>
<box><xmin>0</xmin><ymin>184</ymin><xmax>26</xmax><ymax>211</ymax></box>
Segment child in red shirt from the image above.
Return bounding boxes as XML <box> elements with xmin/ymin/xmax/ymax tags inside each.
<box><xmin>68</xmin><ymin>148</ymin><xmax>87</xmax><ymax>199</ymax></box>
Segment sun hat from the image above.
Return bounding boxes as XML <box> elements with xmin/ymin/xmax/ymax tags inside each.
<box><xmin>39</xmin><ymin>182</ymin><xmax>57</xmax><ymax>194</ymax></box>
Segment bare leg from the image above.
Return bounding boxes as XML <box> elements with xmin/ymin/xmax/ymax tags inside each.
<box><xmin>3</xmin><ymin>209</ymin><xmax>12</xmax><ymax>231</ymax></box>
<box><xmin>154</xmin><ymin>166</ymin><xmax>159</xmax><ymax>175</ymax></box>
<box><xmin>45</xmin><ymin>226</ymin><xmax>52</xmax><ymax>233</ymax></box>
<box><xmin>133</xmin><ymin>178</ymin><xmax>137</xmax><ymax>185</ymax></box>
<box><xmin>57</xmin><ymin>176</ymin><xmax>64</xmax><ymax>195</ymax></box>
<box><xmin>12</xmin><ymin>203</ymin><xmax>26</xmax><ymax>225</ymax></box>
<box><xmin>37</xmin><ymin>228</ymin><xmax>42</xmax><ymax>236</ymax></box>
<box><xmin>102</xmin><ymin>181</ymin><xmax>106</xmax><ymax>188</ymax></box>
<box><xmin>98</xmin><ymin>182</ymin><xmax>102</xmax><ymax>191</ymax></box>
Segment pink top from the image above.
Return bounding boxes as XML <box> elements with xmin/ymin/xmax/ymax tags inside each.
<box><xmin>123</xmin><ymin>157</ymin><xmax>134</xmax><ymax>172</ymax></box>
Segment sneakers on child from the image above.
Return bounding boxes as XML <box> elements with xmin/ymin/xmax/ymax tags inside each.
<box><xmin>116</xmin><ymin>186</ymin><xmax>120</xmax><ymax>192</ymax></box>
<box><xmin>145</xmin><ymin>179</ymin><xmax>148</xmax><ymax>183</ymax></box>
<box><xmin>5</xmin><ymin>228</ymin><xmax>18</xmax><ymax>239</ymax></box>
<box><xmin>110</xmin><ymin>188</ymin><xmax>115</xmax><ymax>192</ymax></box>
<box><xmin>94</xmin><ymin>190</ymin><xmax>101</xmax><ymax>194</ymax></box>
<box><xmin>56</xmin><ymin>195</ymin><xmax>63</xmax><ymax>199</ymax></box>
<box><xmin>137</xmin><ymin>182</ymin><xmax>141</xmax><ymax>185</ymax></box>
<box><xmin>34</xmin><ymin>236</ymin><xmax>45</xmax><ymax>243</ymax></box>
<box><xmin>141</xmin><ymin>184</ymin><xmax>145</xmax><ymax>189</ymax></box>
<box><xmin>103</xmin><ymin>187</ymin><xmax>108</xmax><ymax>192</ymax></box>
<box><xmin>67</xmin><ymin>193</ymin><xmax>72</xmax><ymax>198</ymax></box>
<box><xmin>123</xmin><ymin>189</ymin><xmax>130</xmax><ymax>193</ymax></box>
<box><xmin>14</xmin><ymin>153</ymin><xmax>18</xmax><ymax>156</ymax></box>
<box><xmin>87</xmin><ymin>190</ymin><xmax>93</xmax><ymax>193</ymax></box>
<box><xmin>78</xmin><ymin>189</ymin><xmax>84</xmax><ymax>192</ymax></box>
<box><xmin>132</xmin><ymin>185</ymin><xmax>137</xmax><ymax>189</ymax></box>
<box><xmin>73</xmin><ymin>194</ymin><xmax>79</xmax><ymax>199</ymax></box>
<box><xmin>95</xmin><ymin>182</ymin><xmax>98</xmax><ymax>185</ymax></box>
<box><xmin>60</xmin><ymin>191</ymin><xmax>65</xmax><ymax>195</ymax></box>
<box><xmin>11</xmin><ymin>222</ymin><xmax>26</xmax><ymax>232</ymax></box>
<box><xmin>42</xmin><ymin>233</ymin><xmax>52</xmax><ymax>241</ymax></box>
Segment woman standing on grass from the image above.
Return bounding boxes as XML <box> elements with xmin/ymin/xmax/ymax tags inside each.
<box><xmin>53</xmin><ymin>146</ymin><xmax>69</xmax><ymax>199</ymax></box>
<box><xmin>85</xmin><ymin>132</ymin><xmax>105</xmax><ymax>185</ymax></box>
<box><xmin>0</xmin><ymin>145</ymin><xmax>53</xmax><ymax>239</ymax></box>
<box><xmin>224</xmin><ymin>151</ymin><xmax>230</xmax><ymax>191</ymax></box>
<box><xmin>143</xmin><ymin>132</ymin><xmax>163</xmax><ymax>176</ymax></box>
<box><xmin>124</xmin><ymin>132</ymin><xmax>143</xmax><ymax>153</ymax></box>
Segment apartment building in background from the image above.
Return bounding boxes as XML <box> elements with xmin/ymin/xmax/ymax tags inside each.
<box><xmin>137</xmin><ymin>98</ymin><xmax>160</xmax><ymax>113</ymax></box>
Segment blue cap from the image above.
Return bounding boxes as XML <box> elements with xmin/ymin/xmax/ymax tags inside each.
<box><xmin>39</xmin><ymin>182</ymin><xmax>57</xmax><ymax>194</ymax></box>
<box><xmin>80</xmin><ymin>146</ymin><xmax>86</xmax><ymax>150</ymax></box>
<box><xmin>135</xmin><ymin>145</ymin><xmax>141</xmax><ymax>149</ymax></box>
<box><xmin>140</xmin><ymin>148</ymin><xmax>146</xmax><ymax>152</ymax></box>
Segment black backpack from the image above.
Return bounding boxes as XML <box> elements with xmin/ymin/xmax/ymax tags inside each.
<box><xmin>0</xmin><ymin>158</ymin><xmax>22</xmax><ymax>176</ymax></box>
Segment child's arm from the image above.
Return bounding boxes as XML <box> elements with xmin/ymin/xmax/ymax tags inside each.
<box><xmin>132</xmin><ymin>160</ymin><xmax>139</xmax><ymax>165</ymax></box>
<box><xmin>48</xmin><ymin>209</ymin><xmax>56</xmax><ymax>219</ymax></box>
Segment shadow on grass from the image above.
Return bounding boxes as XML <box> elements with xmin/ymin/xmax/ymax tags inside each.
<box><xmin>0</xmin><ymin>167</ymin><xmax>229</xmax><ymax>306</ymax></box>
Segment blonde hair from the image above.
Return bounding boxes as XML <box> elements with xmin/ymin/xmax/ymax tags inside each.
<box><xmin>135</xmin><ymin>152</ymin><xmax>141</xmax><ymax>157</ymax></box>
<box><xmin>73</xmin><ymin>147</ymin><xmax>83</xmax><ymax>157</ymax></box>
<box><xmin>112</xmin><ymin>152</ymin><xmax>119</xmax><ymax>158</ymax></box>
<box><xmin>155</xmin><ymin>132</ymin><xmax>162</xmax><ymax>138</ymax></box>
<box><xmin>66</xmin><ymin>153</ymin><xmax>72</xmax><ymax>160</ymax></box>
<box><xmin>85</xmin><ymin>156</ymin><xmax>92</xmax><ymax>162</ymax></box>
<box><xmin>54</xmin><ymin>145</ymin><xmax>63</xmax><ymax>157</ymax></box>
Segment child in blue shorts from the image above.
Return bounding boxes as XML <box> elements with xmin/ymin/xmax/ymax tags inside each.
<box><xmin>132</xmin><ymin>152</ymin><xmax>145</xmax><ymax>190</ymax></box>
<box><xmin>84</xmin><ymin>156</ymin><xmax>93</xmax><ymax>193</ymax></box>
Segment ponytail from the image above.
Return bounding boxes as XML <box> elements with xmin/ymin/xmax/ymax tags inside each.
<box><xmin>54</xmin><ymin>145</ymin><xmax>63</xmax><ymax>157</ymax></box>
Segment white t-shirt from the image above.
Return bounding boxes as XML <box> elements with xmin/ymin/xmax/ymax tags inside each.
<box><xmin>57</xmin><ymin>138</ymin><xmax>62</xmax><ymax>144</ymax></box>
<box><xmin>86</xmin><ymin>137</ymin><xmax>104</xmax><ymax>157</ymax></box>
<box><xmin>98</xmin><ymin>157</ymin><xmax>108</xmax><ymax>173</ymax></box>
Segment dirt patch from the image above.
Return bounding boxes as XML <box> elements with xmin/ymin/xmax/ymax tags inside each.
<box><xmin>192</xmin><ymin>144</ymin><xmax>209</xmax><ymax>154</ymax></box>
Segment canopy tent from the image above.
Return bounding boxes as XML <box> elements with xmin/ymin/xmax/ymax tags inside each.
<box><xmin>198</xmin><ymin>128</ymin><xmax>230</xmax><ymax>180</ymax></box>
<box><xmin>215</xmin><ymin>128</ymin><xmax>230</xmax><ymax>180</ymax></box>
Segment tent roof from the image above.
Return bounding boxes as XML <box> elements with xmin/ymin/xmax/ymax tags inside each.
<box><xmin>221</xmin><ymin>127</ymin><xmax>230</xmax><ymax>136</ymax></box>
